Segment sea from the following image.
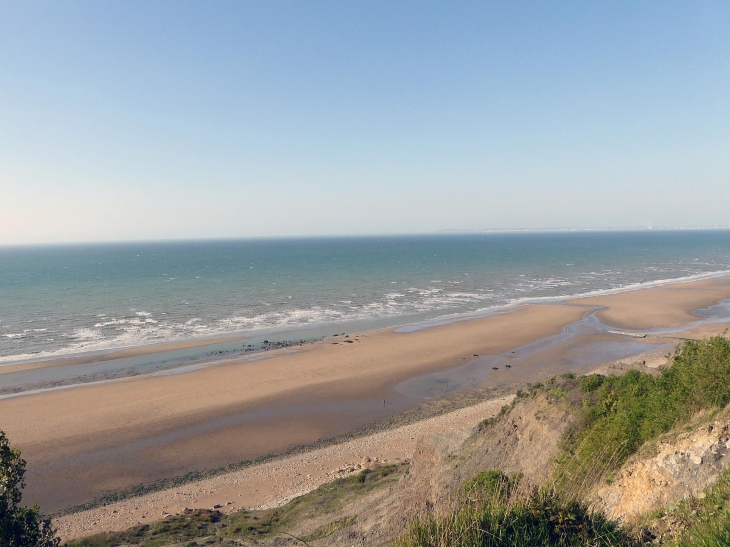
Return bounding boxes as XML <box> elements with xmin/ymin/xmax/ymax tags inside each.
<box><xmin>2</xmin><ymin>230</ymin><xmax>730</xmax><ymax>367</ymax></box>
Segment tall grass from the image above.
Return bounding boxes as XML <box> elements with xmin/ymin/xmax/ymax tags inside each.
<box><xmin>396</xmin><ymin>485</ymin><xmax>642</xmax><ymax>547</ymax></box>
<box><xmin>398</xmin><ymin>336</ymin><xmax>730</xmax><ymax>547</ymax></box>
<box><xmin>677</xmin><ymin>516</ymin><xmax>730</xmax><ymax>547</ymax></box>
<box><xmin>556</xmin><ymin>336</ymin><xmax>730</xmax><ymax>490</ymax></box>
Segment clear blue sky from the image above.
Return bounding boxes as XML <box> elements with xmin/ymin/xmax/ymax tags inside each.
<box><xmin>1</xmin><ymin>1</ymin><xmax>729</xmax><ymax>244</ymax></box>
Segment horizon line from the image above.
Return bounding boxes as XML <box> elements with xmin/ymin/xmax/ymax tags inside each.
<box><xmin>2</xmin><ymin>226</ymin><xmax>730</xmax><ymax>248</ymax></box>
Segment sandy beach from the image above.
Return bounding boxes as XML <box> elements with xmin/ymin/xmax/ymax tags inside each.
<box><xmin>1</xmin><ymin>276</ymin><xmax>729</xmax><ymax>519</ymax></box>
<box><xmin>576</xmin><ymin>277</ymin><xmax>730</xmax><ymax>330</ymax></box>
<box><xmin>54</xmin><ymin>394</ymin><xmax>514</xmax><ymax>541</ymax></box>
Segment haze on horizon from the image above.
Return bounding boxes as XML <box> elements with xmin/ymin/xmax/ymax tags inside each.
<box><xmin>1</xmin><ymin>1</ymin><xmax>729</xmax><ymax>245</ymax></box>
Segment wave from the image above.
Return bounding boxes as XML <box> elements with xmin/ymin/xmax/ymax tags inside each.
<box><xmin>396</xmin><ymin>269</ymin><xmax>730</xmax><ymax>332</ymax></box>
<box><xmin>2</xmin><ymin>269</ymin><xmax>730</xmax><ymax>366</ymax></box>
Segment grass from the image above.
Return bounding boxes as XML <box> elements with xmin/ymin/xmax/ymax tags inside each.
<box><xmin>677</xmin><ymin>518</ymin><xmax>730</xmax><ymax>547</ymax></box>
<box><xmin>555</xmin><ymin>335</ymin><xmax>730</xmax><ymax>491</ymax></box>
<box><xmin>399</xmin><ymin>335</ymin><xmax>730</xmax><ymax>547</ymax></box>
<box><xmin>396</xmin><ymin>486</ymin><xmax>643</xmax><ymax>547</ymax></box>
<box><xmin>63</xmin><ymin>463</ymin><xmax>406</xmax><ymax>547</ymax></box>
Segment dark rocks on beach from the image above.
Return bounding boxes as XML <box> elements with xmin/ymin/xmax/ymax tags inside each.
<box><xmin>505</xmin><ymin>364</ymin><xmax>512</xmax><ymax>368</ymax></box>
<box><xmin>492</xmin><ymin>367</ymin><xmax>499</xmax><ymax>370</ymax></box>
<box><xmin>230</xmin><ymin>338</ymin><xmax>318</xmax><ymax>356</ymax></box>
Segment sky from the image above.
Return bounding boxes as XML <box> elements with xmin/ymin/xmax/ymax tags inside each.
<box><xmin>1</xmin><ymin>1</ymin><xmax>729</xmax><ymax>244</ymax></box>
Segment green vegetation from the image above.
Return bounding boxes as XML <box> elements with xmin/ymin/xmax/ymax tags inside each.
<box><xmin>63</xmin><ymin>463</ymin><xmax>406</xmax><ymax>547</ymax></box>
<box><xmin>557</xmin><ymin>335</ymin><xmax>730</xmax><ymax>490</ymax></box>
<box><xmin>463</xmin><ymin>470</ymin><xmax>521</xmax><ymax>502</ymax></box>
<box><xmin>399</xmin><ymin>335</ymin><xmax>730</xmax><ymax>547</ymax></box>
<box><xmin>397</xmin><ymin>487</ymin><xmax>642</xmax><ymax>547</ymax></box>
<box><xmin>1</xmin><ymin>430</ymin><xmax>59</xmax><ymax>547</ymax></box>
<box><xmin>677</xmin><ymin>519</ymin><xmax>730</xmax><ymax>547</ymax></box>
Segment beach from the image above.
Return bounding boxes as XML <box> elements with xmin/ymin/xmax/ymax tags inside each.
<box><xmin>0</xmin><ymin>336</ymin><xmax>244</xmax><ymax>377</ymax></box>
<box><xmin>54</xmin><ymin>394</ymin><xmax>514</xmax><ymax>541</ymax></box>
<box><xmin>1</xmin><ymin>276</ymin><xmax>729</xmax><ymax>532</ymax></box>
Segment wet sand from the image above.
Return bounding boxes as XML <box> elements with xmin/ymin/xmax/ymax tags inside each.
<box><xmin>51</xmin><ymin>327</ymin><xmax>720</xmax><ymax>543</ymax></box>
<box><xmin>54</xmin><ymin>394</ymin><xmax>514</xmax><ymax>542</ymax></box>
<box><xmin>1</xmin><ymin>277</ymin><xmax>729</xmax><ymax>514</ymax></box>
<box><xmin>2</xmin><ymin>304</ymin><xmax>589</xmax><ymax>511</ymax></box>
<box><xmin>0</xmin><ymin>336</ymin><xmax>243</xmax><ymax>376</ymax></box>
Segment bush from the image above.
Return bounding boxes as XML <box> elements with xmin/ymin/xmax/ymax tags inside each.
<box><xmin>579</xmin><ymin>374</ymin><xmax>605</xmax><ymax>393</ymax></box>
<box><xmin>557</xmin><ymin>336</ymin><xmax>730</xmax><ymax>491</ymax></box>
<box><xmin>1</xmin><ymin>430</ymin><xmax>59</xmax><ymax>547</ymax></box>
<box><xmin>463</xmin><ymin>471</ymin><xmax>520</xmax><ymax>501</ymax></box>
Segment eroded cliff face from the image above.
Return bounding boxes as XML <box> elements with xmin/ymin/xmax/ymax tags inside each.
<box><xmin>259</xmin><ymin>384</ymin><xmax>730</xmax><ymax>546</ymax></box>
<box><xmin>299</xmin><ymin>393</ymin><xmax>577</xmax><ymax>546</ymax></box>
<box><xmin>356</xmin><ymin>393</ymin><xmax>578</xmax><ymax>543</ymax></box>
<box><xmin>354</xmin><ymin>394</ymin><xmax>730</xmax><ymax>545</ymax></box>
<box><xmin>593</xmin><ymin>407</ymin><xmax>730</xmax><ymax>522</ymax></box>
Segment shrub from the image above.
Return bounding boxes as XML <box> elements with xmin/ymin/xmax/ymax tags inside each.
<box><xmin>560</xmin><ymin>372</ymin><xmax>576</xmax><ymax>380</ymax></box>
<box><xmin>579</xmin><ymin>374</ymin><xmax>605</xmax><ymax>393</ymax></box>
<box><xmin>1</xmin><ymin>430</ymin><xmax>60</xmax><ymax>547</ymax></box>
<box><xmin>557</xmin><ymin>336</ymin><xmax>730</xmax><ymax>491</ymax></box>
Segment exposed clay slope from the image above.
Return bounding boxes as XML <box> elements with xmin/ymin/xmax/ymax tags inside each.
<box><xmin>592</xmin><ymin>406</ymin><xmax>730</xmax><ymax>522</ymax></box>
<box><xmin>311</xmin><ymin>391</ymin><xmax>578</xmax><ymax>546</ymax></box>
<box><xmin>402</xmin><ymin>392</ymin><xmax>574</xmax><ymax>507</ymax></box>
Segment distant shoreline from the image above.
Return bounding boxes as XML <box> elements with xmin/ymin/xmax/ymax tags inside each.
<box><xmin>1</xmin><ymin>275</ymin><xmax>729</xmax><ymax>516</ymax></box>
<box><xmin>3</xmin><ymin>267</ymin><xmax>729</xmax><ymax>378</ymax></box>
<box><xmin>4</xmin><ymin>231</ymin><xmax>730</xmax><ymax>369</ymax></box>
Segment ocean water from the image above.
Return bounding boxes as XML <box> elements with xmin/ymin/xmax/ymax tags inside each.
<box><xmin>2</xmin><ymin>231</ymin><xmax>730</xmax><ymax>365</ymax></box>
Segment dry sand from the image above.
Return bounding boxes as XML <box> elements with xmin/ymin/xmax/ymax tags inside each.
<box><xmin>576</xmin><ymin>277</ymin><xmax>730</xmax><ymax>330</ymax></box>
<box><xmin>1</xmin><ymin>276</ymin><xmax>729</xmax><ymax>519</ymax></box>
